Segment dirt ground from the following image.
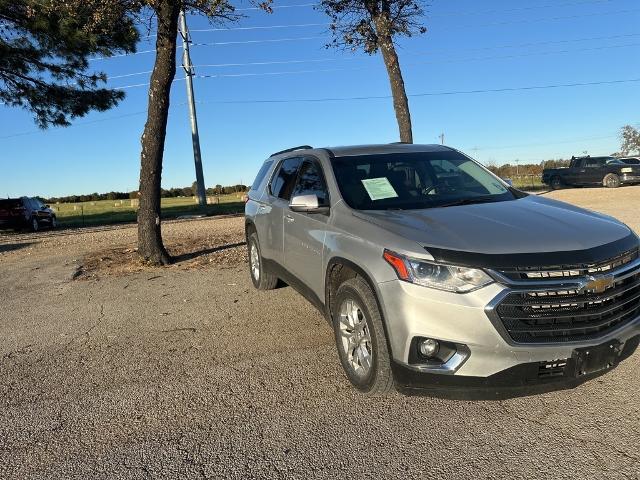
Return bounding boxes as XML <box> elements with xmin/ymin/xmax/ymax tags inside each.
<box><xmin>0</xmin><ymin>186</ymin><xmax>639</xmax><ymax>479</ymax></box>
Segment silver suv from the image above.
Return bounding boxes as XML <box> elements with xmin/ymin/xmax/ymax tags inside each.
<box><xmin>245</xmin><ymin>144</ymin><xmax>640</xmax><ymax>397</ymax></box>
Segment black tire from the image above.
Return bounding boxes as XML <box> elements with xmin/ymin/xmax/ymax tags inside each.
<box><xmin>332</xmin><ymin>277</ymin><xmax>394</xmax><ymax>394</ymax></box>
<box><xmin>30</xmin><ymin>217</ymin><xmax>39</xmax><ymax>232</ymax></box>
<box><xmin>247</xmin><ymin>231</ymin><xmax>278</xmax><ymax>290</ymax></box>
<box><xmin>50</xmin><ymin>216</ymin><xmax>57</xmax><ymax>229</ymax></box>
<box><xmin>550</xmin><ymin>176</ymin><xmax>563</xmax><ymax>190</ymax></box>
<box><xmin>603</xmin><ymin>173</ymin><xmax>621</xmax><ymax>188</ymax></box>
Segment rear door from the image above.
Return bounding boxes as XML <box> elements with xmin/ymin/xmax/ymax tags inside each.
<box><xmin>283</xmin><ymin>158</ymin><xmax>330</xmax><ymax>298</ymax></box>
<box><xmin>262</xmin><ymin>157</ymin><xmax>304</xmax><ymax>266</ymax></box>
<box><xmin>563</xmin><ymin>159</ymin><xmax>584</xmax><ymax>184</ymax></box>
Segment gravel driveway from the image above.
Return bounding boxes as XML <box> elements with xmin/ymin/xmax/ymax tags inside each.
<box><xmin>1</xmin><ymin>187</ymin><xmax>639</xmax><ymax>479</ymax></box>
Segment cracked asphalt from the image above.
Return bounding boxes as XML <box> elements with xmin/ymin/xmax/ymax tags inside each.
<box><xmin>1</xmin><ymin>187</ymin><xmax>640</xmax><ymax>479</ymax></box>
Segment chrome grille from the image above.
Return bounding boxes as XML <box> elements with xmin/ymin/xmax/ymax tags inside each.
<box><xmin>493</xmin><ymin>254</ymin><xmax>640</xmax><ymax>344</ymax></box>
<box><xmin>499</xmin><ymin>248</ymin><xmax>638</xmax><ymax>281</ymax></box>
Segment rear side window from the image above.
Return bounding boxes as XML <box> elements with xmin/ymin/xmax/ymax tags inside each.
<box><xmin>270</xmin><ymin>157</ymin><xmax>303</xmax><ymax>200</ymax></box>
<box><xmin>250</xmin><ymin>160</ymin><xmax>274</xmax><ymax>192</ymax></box>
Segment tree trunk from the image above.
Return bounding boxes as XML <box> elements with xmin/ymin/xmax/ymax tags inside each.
<box><xmin>137</xmin><ymin>0</ymin><xmax>180</xmax><ymax>265</ymax></box>
<box><xmin>375</xmin><ymin>17</ymin><xmax>413</xmax><ymax>144</ymax></box>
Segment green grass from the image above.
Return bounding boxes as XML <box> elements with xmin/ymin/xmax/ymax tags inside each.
<box><xmin>51</xmin><ymin>194</ymin><xmax>245</xmax><ymax>228</ymax></box>
<box><xmin>508</xmin><ymin>175</ymin><xmax>547</xmax><ymax>191</ymax></box>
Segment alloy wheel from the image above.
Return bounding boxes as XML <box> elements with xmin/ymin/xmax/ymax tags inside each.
<box><xmin>338</xmin><ymin>298</ymin><xmax>373</xmax><ymax>377</ymax></box>
<box><xmin>250</xmin><ymin>242</ymin><xmax>260</xmax><ymax>282</ymax></box>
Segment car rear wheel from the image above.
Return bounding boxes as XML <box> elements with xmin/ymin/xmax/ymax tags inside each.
<box><xmin>603</xmin><ymin>173</ymin><xmax>621</xmax><ymax>188</ymax></box>
<box><xmin>550</xmin><ymin>176</ymin><xmax>563</xmax><ymax>190</ymax></box>
<box><xmin>30</xmin><ymin>217</ymin><xmax>39</xmax><ymax>232</ymax></box>
<box><xmin>247</xmin><ymin>231</ymin><xmax>278</xmax><ymax>290</ymax></box>
<box><xmin>333</xmin><ymin>277</ymin><xmax>394</xmax><ymax>394</ymax></box>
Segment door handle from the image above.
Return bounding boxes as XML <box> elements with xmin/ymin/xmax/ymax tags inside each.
<box><xmin>285</xmin><ymin>214</ymin><xmax>294</xmax><ymax>223</ymax></box>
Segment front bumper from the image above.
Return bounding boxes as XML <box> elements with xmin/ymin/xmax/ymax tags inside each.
<box><xmin>377</xmin><ymin>273</ymin><xmax>640</xmax><ymax>393</ymax></box>
<box><xmin>621</xmin><ymin>174</ymin><xmax>640</xmax><ymax>184</ymax></box>
<box><xmin>392</xmin><ymin>334</ymin><xmax>639</xmax><ymax>399</ymax></box>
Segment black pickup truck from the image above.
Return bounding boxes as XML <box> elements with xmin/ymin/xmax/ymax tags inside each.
<box><xmin>542</xmin><ymin>156</ymin><xmax>640</xmax><ymax>190</ymax></box>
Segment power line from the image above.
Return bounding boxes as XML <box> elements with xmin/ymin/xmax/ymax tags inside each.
<box><xmin>191</xmin><ymin>35</ymin><xmax>325</xmax><ymax>47</ymax></box>
<box><xmin>187</xmin><ymin>42</ymin><xmax>640</xmax><ymax>79</ymax></box>
<box><xmin>235</xmin><ymin>2</ymin><xmax>316</xmax><ymax>11</ymax></box>
<box><xmin>193</xmin><ymin>77</ymin><xmax>640</xmax><ymax>105</ymax></box>
<box><xmin>189</xmin><ymin>22</ymin><xmax>326</xmax><ymax>32</ymax></box>
<box><xmin>103</xmin><ymin>33</ymin><xmax>640</xmax><ymax>82</ymax></box>
<box><xmin>185</xmin><ymin>7</ymin><xmax>639</xmax><ymax>35</ymax></box>
<box><xmin>2</xmin><ymin>79</ymin><xmax>636</xmax><ymax>140</ymax></box>
<box><xmin>231</xmin><ymin>0</ymin><xmax>618</xmax><ymax>15</ymax></box>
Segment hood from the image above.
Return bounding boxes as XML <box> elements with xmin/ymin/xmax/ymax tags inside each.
<box><xmin>354</xmin><ymin>195</ymin><xmax>636</xmax><ymax>264</ymax></box>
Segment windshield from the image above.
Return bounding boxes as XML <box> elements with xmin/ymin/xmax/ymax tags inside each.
<box><xmin>331</xmin><ymin>151</ymin><xmax>516</xmax><ymax>210</ymax></box>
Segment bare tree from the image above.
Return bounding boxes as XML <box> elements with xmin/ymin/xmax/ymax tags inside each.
<box><xmin>620</xmin><ymin>125</ymin><xmax>640</xmax><ymax>156</ymax></box>
<box><xmin>319</xmin><ymin>0</ymin><xmax>426</xmax><ymax>143</ymax></box>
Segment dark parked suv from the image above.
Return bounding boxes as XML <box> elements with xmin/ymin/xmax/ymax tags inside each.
<box><xmin>0</xmin><ymin>197</ymin><xmax>57</xmax><ymax>231</ymax></box>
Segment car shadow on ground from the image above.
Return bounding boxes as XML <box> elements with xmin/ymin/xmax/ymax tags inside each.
<box><xmin>170</xmin><ymin>241</ymin><xmax>247</xmax><ymax>264</ymax></box>
<box><xmin>0</xmin><ymin>242</ymin><xmax>34</xmax><ymax>253</ymax></box>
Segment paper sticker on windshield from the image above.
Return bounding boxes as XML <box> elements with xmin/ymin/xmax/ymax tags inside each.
<box><xmin>361</xmin><ymin>177</ymin><xmax>398</xmax><ymax>201</ymax></box>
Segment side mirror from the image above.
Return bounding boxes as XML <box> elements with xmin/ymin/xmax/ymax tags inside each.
<box><xmin>289</xmin><ymin>194</ymin><xmax>329</xmax><ymax>214</ymax></box>
<box><xmin>44</xmin><ymin>205</ymin><xmax>50</xmax><ymax>209</ymax></box>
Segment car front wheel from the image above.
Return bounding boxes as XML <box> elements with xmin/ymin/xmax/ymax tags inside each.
<box><xmin>333</xmin><ymin>277</ymin><xmax>394</xmax><ymax>394</ymax></box>
<box><xmin>30</xmin><ymin>217</ymin><xmax>39</xmax><ymax>232</ymax></box>
<box><xmin>603</xmin><ymin>173</ymin><xmax>621</xmax><ymax>188</ymax></box>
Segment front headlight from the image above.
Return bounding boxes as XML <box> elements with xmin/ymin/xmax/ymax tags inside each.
<box><xmin>383</xmin><ymin>249</ymin><xmax>494</xmax><ymax>293</ymax></box>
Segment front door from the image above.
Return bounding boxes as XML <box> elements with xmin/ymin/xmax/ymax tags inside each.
<box><xmin>581</xmin><ymin>157</ymin><xmax>607</xmax><ymax>184</ymax></box>
<box><xmin>262</xmin><ymin>157</ymin><xmax>304</xmax><ymax>265</ymax></box>
<box><xmin>284</xmin><ymin>159</ymin><xmax>331</xmax><ymax>299</ymax></box>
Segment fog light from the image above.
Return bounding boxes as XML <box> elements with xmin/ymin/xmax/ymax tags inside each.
<box><xmin>419</xmin><ymin>338</ymin><xmax>440</xmax><ymax>358</ymax></box>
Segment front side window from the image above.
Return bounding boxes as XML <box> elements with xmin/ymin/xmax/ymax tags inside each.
<box><xmin>291</xmin><ymin>160</ymin><xmax>329</xmax><ymax>206</ymax></box>
<box><xmin>331</xmin><ymin>151</ymin><xmax>516</xmax><ymax>210</ymax></box>
<box><xmin>584</xmin><ymin>158</ymin><xmax>608</xmax><ymax>168</ymax></box>
<box><xmin>270</xmin><ymin>157</ymin><xmax>303</xmax><ymax>200</ymax></box>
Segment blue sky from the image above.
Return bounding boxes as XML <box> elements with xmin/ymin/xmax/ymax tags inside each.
<box><xmin>1</xmin><ymin>0</ymin><xmax>639</xmax><ymax>197</ymax></box>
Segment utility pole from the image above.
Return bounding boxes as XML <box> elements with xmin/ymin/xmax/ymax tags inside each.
<box><xmin>179</xmin><ymin>10</ymin><xmax>206</xmax><ymax>206</ymax></box>
<box><xmin>438</xmin><ymin>132</ymin><xmax>445</xmax><ymax>145</ymax></box>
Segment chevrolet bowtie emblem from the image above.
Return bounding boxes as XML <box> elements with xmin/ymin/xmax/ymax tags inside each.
<box><xmin>582</xmin><ymin>275</ymin><xmax>615</xmax><ymax>294</ymax></box>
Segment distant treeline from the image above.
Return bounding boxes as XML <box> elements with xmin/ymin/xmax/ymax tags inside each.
<box><xmin>46</xmin><ymin>183</ymin><xmax>249</xmax><ymax>204</ymax></box>
<box><xmin>483</xmin><ymin>159</ymin><xmax>571</xmax><ymax>178</ymax></box>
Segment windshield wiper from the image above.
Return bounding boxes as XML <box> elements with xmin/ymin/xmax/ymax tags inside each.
<box><xmin>435</xmin><ymin>196</ymin><xmax>500</xmax><ymax>208</ymax></box>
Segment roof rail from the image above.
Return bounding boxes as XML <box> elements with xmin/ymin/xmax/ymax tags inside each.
<box><xmin>269</xmin><ymin>145</ymin><xmax>313</xmax><ymax>157</ymax></box>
